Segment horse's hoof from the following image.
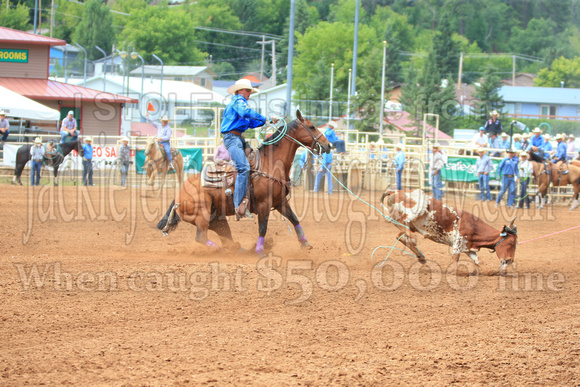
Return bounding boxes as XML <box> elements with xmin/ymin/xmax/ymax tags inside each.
<box><xmin>300</xmin><ymin>242</ymin><xmax>313</xmax><ymax>250</ymax></box>
<box><xmin>236</xmin><ymin>247</ymin><xmax>248</xmax><ymax>254</ymax></box>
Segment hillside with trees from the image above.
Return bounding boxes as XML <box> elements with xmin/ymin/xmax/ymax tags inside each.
<box><xmin>2</xmin><ymin>0</ymin><xmax>580</xmax><ymax>132</ymax></box>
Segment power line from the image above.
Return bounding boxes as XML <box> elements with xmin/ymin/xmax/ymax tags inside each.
<box><xmin>194</xmin><ymin>40</ymin><xmax>263</xmax><ymax>52</ymax></box>
<box><xmin>194</xmin><ymin>26</ymin><xmax>282</xmax><ymax>41</ymax></box>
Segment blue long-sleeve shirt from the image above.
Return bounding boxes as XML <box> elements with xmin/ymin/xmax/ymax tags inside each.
<box><xmin>394</xmin><ymin>150</ymin><xmax>405</xmax><ymax>171</ymax></box>
<box><xmin>541</xmin><ymin>141</ymin><xmax>552</xmax><ymax>157</ymax></box>
<box><xmin>475</xmin><ymin>154</ymin><xmax>493</xmax><ymax>174</ymax></box>
<box><xmin>500</xmin><ymin>138</ymin><xmax>511</xmax><ymax>149</ymax></box>
<box><xmin>497</xmin><ymin>156</ymin><xmax>518</xmax><ymax>177</ymax></box>
<box><xmin>324</xmin><ymin>127</ymin><xmax>339</xmax><ymax>142</ymax></box>
<box><xmin>221</xmin><ymin>94</ymin><xmax>266</xmax><ymax>133</ymax></box>
<box><xmin>553</xmin><ymin>141</ymin><xmax>567</xmax><ymax>161</ymax></box>
<box><xmin>148</xmin><ymin>117</ymin><xmax>172</xmax><ymax>142</ymax></box>
<box><xmin>531</xmin><ymin>135</ymin><xmax>544</xmax><ymax>148</ymax></box>
<box><xmin>82</xmin><ymin>143</ymin><xmax>93</xmax><ymax>160</ymax></box>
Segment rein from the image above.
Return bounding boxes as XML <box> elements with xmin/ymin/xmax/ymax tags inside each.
<box><xmin>145</xmin><ymin>140</ymin><xmax>165</xmax><ymax>167</ymax></box>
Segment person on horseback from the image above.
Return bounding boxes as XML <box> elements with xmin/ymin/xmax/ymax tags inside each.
<box><xmin>552</xmin><ymin>134</ymin><xmax>568</xmax><ymax>164</ymax></box>
<box><xmin>60</xmin><ymin>111</ymin><xmax>78</xmax><ymax>143</ymax></box>
<box><xmin>220</xmin><ymin>78</ymin><xmax>269</xmax><ymax>220</ymax></box>
<box><xmin>146</xmin><ymin>112</ymin><xmax>174</xmax><ymax>170</ymax></box>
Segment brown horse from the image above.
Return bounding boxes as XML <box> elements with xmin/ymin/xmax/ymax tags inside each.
<box><xmin>144</xmin><ymin>136</ymin><xmax>184</xmax><ymax>197</ymax></box>
<box><xmin>156</xmin><ymin>110</ymin><xmax>331</xmax><ymax>255</ymax></box>
<box><xmin>531</xmin><ymin>160</ymin><xmax>580</xmax><ymax>210</ymax></box>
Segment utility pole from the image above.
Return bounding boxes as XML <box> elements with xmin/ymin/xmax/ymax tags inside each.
<box><xmin>379</xmin><ymin>41</ymin><xmax>387</xmax><ymax>134</ymax></box>
<box><xmin>271</xmin><ymin>40</ymin><xmax>276</xmax><ymax>86</ymax></box>
<box><xmin>286</xmin><ymin>0</ymin><xmax>296</xmax><ymax>116</ymax></box>
<box><xmin>351</xmin><ymin>0</ymin><xmax>360</xmax><ymax>97</ymax></box>
<box><xmin>457</xmin><ymin>52</ymin><xmax>463</xmax><ymax>90</ymax></box>
<box><xmin>50</xmin><ymin>0</ymin><xmax>55</xmax><ymax>37</ymax></box>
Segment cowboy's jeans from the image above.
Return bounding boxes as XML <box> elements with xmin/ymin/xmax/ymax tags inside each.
<box><xmin>496</xmin><ymin>176</ymin><xmax>516</xmax><ymax>206</ymax></box>
<box><xmin>223</xmin><ymin>132</ymin><xmax>250</xmax><ymax>208</ymax></box>
<box><xmin>60</xmin><ymin>129</ymin><xmax>78</xmax><ymax>143</ymax></box>
<box><xmin>160</xmin><ymin>141</ymin><xmax>172</xmax><ymax>164</ymax></box>
<box><xmin>478</xmin><ymin>174</ymin><xmax>491</xmax><ymax>200</ymax></box>
<box><xmin>314</xmin><ymin>163</ymin><xmax>333</xmax><ymax>194</ymax></box>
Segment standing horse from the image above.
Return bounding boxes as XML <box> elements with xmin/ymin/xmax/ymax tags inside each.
<box><xmin>143</xmin><ymin>136</ymin><xmax>184</xmax><ymax>197</ymax></box>
<box><xmin>531</xmin><ymin>160</ymin><xmax>580</xmax><ymax>210</ymax></box>
<box><xmin>12</xmin><ymin>140</ymin><xmax>83</xmax><ymax>186</ymax></box>
<box><xmin>156</xmin><ymin>110</ymin><xmax>331</xmax><ymax>255</ymax></box>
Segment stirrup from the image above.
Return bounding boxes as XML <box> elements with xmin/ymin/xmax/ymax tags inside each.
<box><xmin>235</xmin><ymin>198</ymin><xmax>253</xmax><ymax>220</ymax></box>
<box><xmin>168</xmin><ymin>163</ymin><xmax>175</xmax><ymax>170</ymax></box>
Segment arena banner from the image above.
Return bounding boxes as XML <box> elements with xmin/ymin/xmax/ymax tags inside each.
<box><xmin>441</xmin><ymin>157</ymin><xmax>501</xmax><ymax>183</ymax></box>
<box><xmin>135</xmin><ymin>148</ymin><xmax>203</xmax><ymax>175</ymax></box>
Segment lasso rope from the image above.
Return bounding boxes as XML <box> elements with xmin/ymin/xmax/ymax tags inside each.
<box><xmin>258</xmin><ymin>118</ymin><xmax>288</xmax><ymax>146</ymax></box>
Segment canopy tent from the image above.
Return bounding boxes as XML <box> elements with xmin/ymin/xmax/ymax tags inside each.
<box><xmin>0</xmin><ymin>85</ymin><xmax>60</xmax><ymax>120</ymax></box>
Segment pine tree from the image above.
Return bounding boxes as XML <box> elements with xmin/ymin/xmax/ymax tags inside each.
<box><xmin>354</xmin><ymin>46</ymin><xmax>384</xmax><ymax>133</ymax></box>
<box><xmin>432</xmin><ymin>12</ymin><xmax>460</xmax><ymax>78</ymax></box>
<box><xmin>471</xmin><ymin>66</ymin><xmax>504</xmax><ymax>123</ymax></box>
<box><xmin>399</xmin><ymin>49</ymin><xmax>458</xmax><ymax>136</ymax></box>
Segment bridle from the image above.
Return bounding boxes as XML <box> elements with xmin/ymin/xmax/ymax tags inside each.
<box><xmin>144</xmin><ymin>138</ymin><xmax>165</xmax><ymax>167</ymax></box>
<box><xmin>491</xmin><ymin>225</ymin><xmax>518</xmax><ymax>266</ymax></box>
<box><xmin>278</xmin><ymin>119</ymin><xmax>327</xmax><ymax>153</ymax></box>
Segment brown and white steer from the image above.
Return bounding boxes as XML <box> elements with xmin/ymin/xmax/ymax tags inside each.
<box><xmin>380</xmin><ymin>189</ymin><xmax>518</xmax><ymax>272</ymax></box>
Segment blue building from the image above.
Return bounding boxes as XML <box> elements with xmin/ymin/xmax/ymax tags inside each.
<box><xmin>501</xmin><ymin>86</ymin><xmax>580</xmax><ymax>121</ymax></box>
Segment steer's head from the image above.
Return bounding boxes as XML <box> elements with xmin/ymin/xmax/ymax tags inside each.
<box><xmin>495</xmin><ymin>216</ymin><xmax>518</xmax><ymax>270</ymax></box>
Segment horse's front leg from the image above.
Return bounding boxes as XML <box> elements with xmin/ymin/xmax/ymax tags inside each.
<box><xmin>53</xmin><ymin>166</ymin><xmax>59</xmax><ymax>186</ymax></box>
<box><xmin>275</xmin><ymin>203</ymin><xmax>312</xmax><ymax>250</ymax></box>
<box><xmin>157</xmin><ymin>169</ymin><xmax>167</xmax><ymax>198</ymax></box>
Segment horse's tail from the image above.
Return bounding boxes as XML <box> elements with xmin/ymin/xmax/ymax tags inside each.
<box><xmin>156</xmin><ymin>200</ymin><xmax>181</xmax><ymax>235</ymax></box>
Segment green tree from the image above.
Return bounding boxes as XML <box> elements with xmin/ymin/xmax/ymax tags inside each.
<box><xmin>535</xmin><ymin>56</ymin><xmax>580</xmax><ymax>88</ymax></box>
<box><xmin>72</xmin><ymin>0</ymin><xmax>115</xmax><ymax>60</ymax></box>
<box><xmin>52</xmin><ymin>0</ymin><xmax>84</xmax><ymax>42</ymax></box>
<box><xmin>122</xmin><ymin>6</ymin><xmax>206</xmax><ymax>65</ymax></box>
<box><xmin>293</xmin><ymin>21</ymin><xmax>377</xmax><ymax>101</ymax></box>
<box><xmin>399</xmin><ymin>48</ymin><xmax>457</xmax><ymax>135</ymax></box>
<box><xmin>0</xmin><ymin>0</ymin><xmax>30</xmax><ymax>31</ymax></box>
<box><xmin>509</xmin><ymin>18</ymin><xmax>557</xmax><ymax>57</ymax></box>
<box><xmin>353</xmin><ymin>45</ymin><xmax>384</xmax><ymax>133</ymax></box>
<box><xmin>471</xmin><ymin>66</ymin><xmax>504</xmax><ymax>122</ymax></box>
<box><xmin>433</xmin><ymin>11</ymin><xmax>460</xmax><ymax>77</ymax></box>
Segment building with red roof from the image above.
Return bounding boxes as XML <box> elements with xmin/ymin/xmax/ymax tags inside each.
<box><xmin>0</xmin><ymin>26</ymin><xmax>136</xmax><ymax>141</ymax></box>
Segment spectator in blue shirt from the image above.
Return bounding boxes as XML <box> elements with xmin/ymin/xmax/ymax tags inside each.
<box><xmin>394</xmin><ymin>144</ymin><xmax>405</xmax><ymax>190</ymax></box>
<box><xmin>541</xmin><ymin>134</ymin><xmax>553</xmax><ymax>158</ymax></box>
<box><xmin>500</xmin><ymin>133</ymin><xmax>511</xmax><ymax>150</ymax></box>
<box><xmin>513</xmin><ymin>134</ymin><xmax>523</xmax><ymax>150</ymax></box>
<box><xmin>553</xmin><ymin>134</ymin><xmax>568</xmax><ymax>164</ymax></box>
<box><xmin>495</xmin><ymin>149</ymin><xmax>518</xmax><ymax>208</ymax></box>
<box><xmin>82</xmin><ymin>137</ymin><xmax>94</xmax><ymax>186</ymax></box>
<box><xmin>475</xmin><ymin>148</ymin><xmax>493</xmax><ymax>201</ymax></box>
<box><xmin>313</xmin><ymin>151</ymin><xmax>333</xmax><ymax>194</ymax></box>
<box><xmin>221</xmin><ymin>78</ymin><xmax>269</xmax><ymax>219</ymax></box>
<box><xmin>324</xmin><ymin>121</ymin><xmax>345</xmax><ymax>153</ymax></box>
<box><xmin>527</xmin><ymin>127</ymin><xmax>545</xmax><ymax>162</ymax></box>
<box><xmin>489</xmin><ymin>133</ymin><xmax>503</xmax><ymax>157</ymax></box>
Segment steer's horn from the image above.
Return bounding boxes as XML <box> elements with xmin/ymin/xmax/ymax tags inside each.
<box><xmin>508</xmin><ymin>216</ymin><xmax>517</xmax><ymax>229</ymax></box>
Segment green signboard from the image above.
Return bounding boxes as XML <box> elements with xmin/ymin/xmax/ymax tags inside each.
<box><xmin>135</xmin><ymin>148</ymin><xmax>203</xmax><ymax>175</ymax></box>
<box><xmin>0</xmin><ymin>48</ymin><xmax>29</xmax><ymax>63</ymax></box>
<box><xmin>441</xmin><ymin>157</ymin><xmax>501</xmax><ymax>183</ymax></box>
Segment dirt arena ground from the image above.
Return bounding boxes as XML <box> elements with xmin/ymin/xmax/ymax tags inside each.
<box><xmin>1</xmin><ymin>182</ymin><xmax>580</xmax><ymax>385</ymax></box>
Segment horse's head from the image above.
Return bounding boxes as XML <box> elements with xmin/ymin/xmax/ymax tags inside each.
<box><xmin>293</xmin><ymin>110</ymin><xmax>331</xmax><ymax>154</ymax></box>
<box><xmin>145</xmin><ymin>136</ymin><xmax>156</xmax><ymax>156</ymax></box>
<box><xmin>496</xmin><ymin>216</ymin><xmax>518</xmax><ymax>270</ymax></box>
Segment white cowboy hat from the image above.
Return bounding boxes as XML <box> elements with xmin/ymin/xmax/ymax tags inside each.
<box><xmin>227</xmin><ymin>78</ymin><xmax>259</xmax><ymax>94</ymax></box>
<box><xmin>432</xmin><ymin>142</ymin><xmax>441</xmax><ymax>148</ymax></box>
<box><xmin>569</xmin><ymin>134</ymin><xmax>575</xmax><ymax>139</ymax></box>
<box><xmin>160</xmin><ymin>115</ymin><xmax>170</xmax><ymax>122</ymax></box>
<box><xmin>533</xmin><ymin>127</ymin><xmax>542</xmax><ymax>134</ymax></box>
<box><xmin>121</xmin><ymin>136</ymin><xmax>130</xmax><ymax>142</ymax></box>
<box><xmin>0</xmin><ymin>110</ymin><xmax>6</xmax><ymax>115</ymax></box>
<box><xmin>84</xmin><ymin>136</ymin><xmax>92</xmax><ymax>142</ymax></box>
<box><xmin>520</xmin><ymin>151</ymin><xmax>528</xmax><ymax>157</ymax></box>
<box><xmin>522</xmin><ymin>132</ymin><xmax>531</xmax><ymax>137</ymax></box>
<box><xmin>513</xmin><ymin>133</ymin><xmax>522</xmax><ymax>139</ymax></box>
<box><xmin>507</xmin><ymin>148</ymin><xmax>517</xmax><ymax>153</ymax></box>
<box><xmin>544</xmin><ymin>134</ymin><xmax>551</xmax><ymax>140</ymax></box>
<box><xmin>490</xmin><ymin>110</ymin><xmax>499</xmax><ymax>116</ymax></box>
<box><xmin>328</xmin><ymin>121</ymin><xmax>337</xmax><ymax>128</ymax></box>
<box><xmin>500</xmin><ymin>132</ymin><xmax>508</xmax><ymax>137</ymax></box>
<box><xmin>34</xmin><ymin>137</ymin><xmax>42</xmax><ymax>144</ymax></box>
<box><xmin>555</xmin><ymin>134</ymin><xmax>564</xmax><ymax>140</ymax></box>
<box><xmin>395</xmin><ymin>144</ymin><xmax>404</xmax><ymax>150</ymax></box>
<box><xmin>67</xmin><ymin>110</ymin><xmax>74</xmax><ymax>116</ymax></box>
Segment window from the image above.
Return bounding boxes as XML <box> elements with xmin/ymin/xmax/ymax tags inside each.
<box><xmin>515</xmin><ymin>103</ymin><xmax>522</xmax><ymax>114</ymax></box>
<box><xmin>200</xmin><ymin>78</ymin><xmax>206</xmax><ymax>87</ymax></box>
<box><xmin>540</xmin><ymin>105</ymin><xmax>557</xmax><ymax>117</ymax></box>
